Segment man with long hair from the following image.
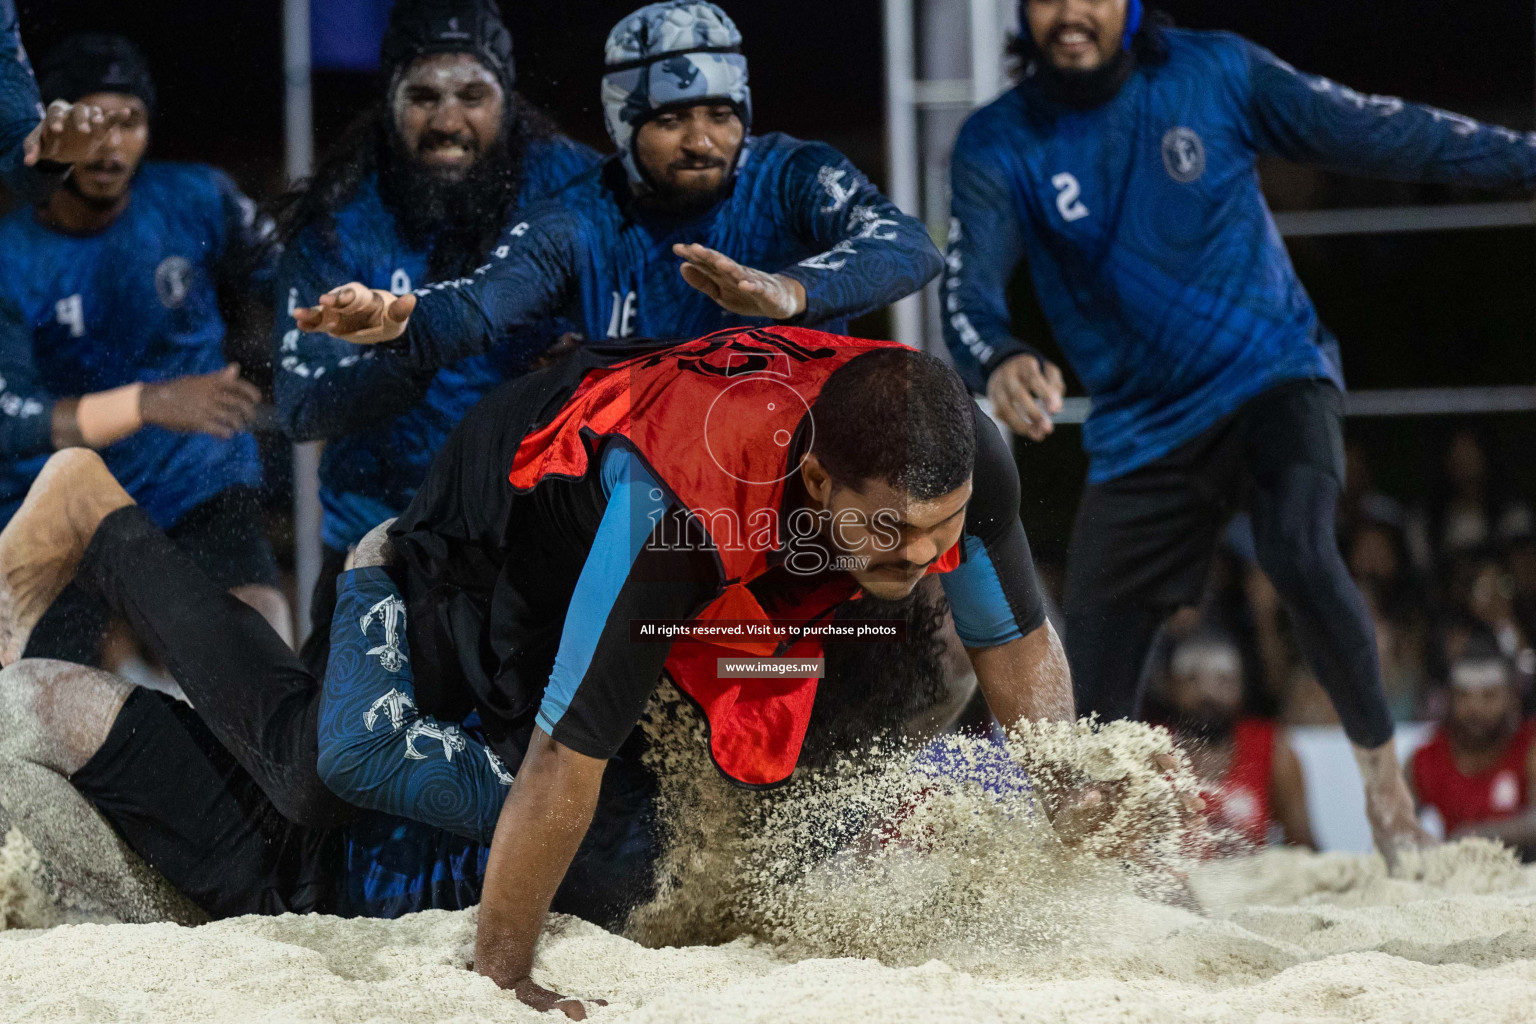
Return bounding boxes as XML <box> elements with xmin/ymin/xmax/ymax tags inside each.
<box><xmin>293</xmin><ymin>2</ymin><xmax>941</xmax><ymax>367</ymax></box>
<box><xmin>942</xmin><ymin>0</ymin><xmax>1536</xmax><ymax>856</ymax></box>
<box><xmin>274</xmin><ymin>0</ymin><xmax>599</xmax><ymax>665</ymax></box>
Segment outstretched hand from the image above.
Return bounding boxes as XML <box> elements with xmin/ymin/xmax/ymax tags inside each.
<box><xmin>294</xmin><ymin>284</ymin><xmax>417</xmax><ymax>345</ymax></box>
<box><xmin>674</xmin><ymin>243</ymin><xmax>807</xmax><ymax>319</ymax></box>
<box><xmin>23</xmin><ymin>100</ymin><xmax>129</xmax><ymax>166</ymax></box>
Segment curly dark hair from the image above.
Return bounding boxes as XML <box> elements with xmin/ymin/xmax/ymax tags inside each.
<box><xmin>272</xmin><ymin>93</ymin><xmax>561</xmax><ymax>283</ymax></box>
<box><xmin>809</xmin><ymin>348</ymin><xmax>976</xmax><ymax>502</ymax></box>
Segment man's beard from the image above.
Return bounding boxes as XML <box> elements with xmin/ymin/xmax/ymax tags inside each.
<box><xmin>640</xmin><ymin>158</ymin><xmax>738</xmax><ymax>218</ymax></box>
<box><xmin>1172</xmin><ymin>704</ymin><xmax>1238</xmax><ymax>745</ymax></box>
<box><xmin>382</xmin><ymin>127</ymin><xmax>518</xmax><ymax>256</ymax></box>
<box><xmin>62</xmin><ymin>170</ymin><xmax>130</xmax><ymax>212</ymax></box>
<box><xmin>1451</xmin><ymin>715</ymin><xmax>1514</xmax><ymax>754</ymax></box>
<box><xmin>1032</xmin><ymin>47</ymin><xmax>1135</xmax><ymax>109</ymax></box>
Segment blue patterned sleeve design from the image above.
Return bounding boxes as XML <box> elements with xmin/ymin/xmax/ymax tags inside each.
<box><xmin>776</xmin><ymin>142</ymin><xmax>943</xmax><ymax>326</ymax></box>
<box><xmin>317</xmin><ymin>566</ymin><xmax>513</xmax><ymax>843</ymax></box>
<box><xmin>1244</xmin><ymin>39</ymin><xmax>1536</xmax><ymax>188</ymax></box>
<box><xmin>0</xmin><ymin>0</ymin><xmax>49</xmax><ymax>201</ymax></box>
<box><xmin>943</xmin><ymin>126</ymin><xmax>1040</xmax><ymax>393</ymax></box>
<box><xmin>398</xmin><ymin>205</ymin><xmax>580</xmax><ymax>370</ymax></box>
<box><xmin>212</xmin><ymin>168</ymin><xmax>278</xmax><ymax>294</ymax></box>
<box><xmin>0</xmin><ymin>292</ymin><xmax>52</xmax><ymax>460</ymax></box>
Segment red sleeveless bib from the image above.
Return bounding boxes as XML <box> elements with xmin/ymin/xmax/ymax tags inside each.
<box><xmin>510</xmin><ymin>328</ymin><xmax>961</xmax><ymax>786</ymax></box>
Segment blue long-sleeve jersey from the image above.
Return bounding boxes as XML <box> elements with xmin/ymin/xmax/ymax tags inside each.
<box><xmin>275</xmin><ymin>135</ymin><xmax>599</xmax><ymax>551</ymax></box>
<box><xmin>945</xmin><ymin>29</ymin><xmax>1536</xmax><ymax>483</ymax></box>
<box><xmin>0</xmin><ymin>0</ymin><xmax>54</xmax><ymax>203</ymax></box>
<box><xmin>393</xmin><ymin>132</ymin><xmax>942</xmax><ymax>369</ymax></box>
<box><xmin>0</xmin><ymin>162</ymin><xmax>270</xmax><ymax>527</ymax></box>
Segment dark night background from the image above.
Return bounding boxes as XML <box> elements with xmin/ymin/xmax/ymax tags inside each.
<box><xmin>11</xmin><ymin>0</ymin><xmax>1536</xmax><ymax>566</ymax></box>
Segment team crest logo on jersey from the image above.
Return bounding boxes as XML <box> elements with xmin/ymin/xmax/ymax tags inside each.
<box><xmin>155</xmin><ymin>256</ymin><xmax>193</xmax><ymax>309</ymax></box>
<box><xmin>1161</xmin><ymin>127</ymin><xmax>1207</xmax><ymax>184</ymax></box>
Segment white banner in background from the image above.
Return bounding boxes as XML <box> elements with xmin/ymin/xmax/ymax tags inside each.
<box><xmin>1289</xmin><ymin>723</ymin><xmax>1437</xmax><ymax>853</ymax></box>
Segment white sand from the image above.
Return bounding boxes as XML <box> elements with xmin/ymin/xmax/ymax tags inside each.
<box><xmin>4</xmin><ymin>840</ymin><xmax>1535</xmax><ymax>1023</ymax></box>
<box><xmin>5</xmin><ymin>719</ymin><xmax>1536</xmax><ymax>1023</ymax></box>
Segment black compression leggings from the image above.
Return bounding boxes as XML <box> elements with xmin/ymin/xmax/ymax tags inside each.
<box><xmin>77</xmin><ymin>506</ymin><xmax>355</xmax><ymax>829</ymax></box>
<box><xmin>1067</xmin><ymin>463</ymin><xmax>1393</xmax><ymax>750</ymax></box>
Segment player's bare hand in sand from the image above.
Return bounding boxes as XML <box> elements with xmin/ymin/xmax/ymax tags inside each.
<box><xmin>674</xmin><ymin>243</ymin><xmax>807</xmax><ymax>319</ymax></box>
<box><xmin>1049</xmin><ymin>754</ymin><xmax>1206</xmax><ymax>859</ymax></box>
<box><xmin>140</xmin><ymin>364</ymin><xmax>261</xmax><ymax>439</ymax></box>
<box><xmin>23</xmin><ymin>100</ymin><xmax>129</xmax><ymax>167</ymax></box>
<box><xmin>989</xmin><ymin>354</ymin><xmax>1066</xmax><ymax>442</ymax></box>
<box><xmin>294</xmin><ymin>283</ymin><xmax>416</xmax><ymax>344</ymax></box>
<box><xmin>510</xmin><ymin>977</ymin><xmax>606</xmax><ymax>1020</ymax></box>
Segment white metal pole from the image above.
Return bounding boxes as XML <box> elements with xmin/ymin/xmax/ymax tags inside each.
<box><xmin>968</xmin><ymin>0</ymin><xmax>1003</xmax><ymax>104</ymax></box>
<box><xmin>285</xmin><ymin>0</ymin><xmax>322</xmax><ymax>646</ymax></box>
<box><xmin>884</xmin><ymin>0</ymin><xmax>924</xmax><ymax>350</ymax></box>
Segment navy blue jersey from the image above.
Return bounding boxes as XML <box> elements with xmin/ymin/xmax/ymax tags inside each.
<box><xmin>275</xmin><ymin>135</ymin><xmax>600</xmax><ymax>551</ymax></box>
<box><xmin>0</xmin><ymin>162</ymin><xmax>269</xmax><ymax>527</ymax></box>
<box><xmin>945</xmin><ymin>29</ymin><xmax>1536</xmax><ymax>483</ymax></box>
<box><xmin>0</xmin><ymin>0</ymin><xmax>47</xmax><ymax>201</ymax></box>
<box><xmin>393</xmin><ymin>133</ymin><xmax>942</xmax><ymax>368</ymax></box>
<box><xmin>333</xmin><ymin>812</ymin><xmax>490</xmax><ymax>920</ymax></box>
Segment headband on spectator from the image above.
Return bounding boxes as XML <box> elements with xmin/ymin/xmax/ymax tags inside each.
<box><xmin>1450</xmin><ymin>660</ymin><xmax>1511</xmax><ymax>691</ymax></box>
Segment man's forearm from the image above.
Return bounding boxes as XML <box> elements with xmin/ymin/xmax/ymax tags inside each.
<box><xmin>969</xmin><ymin>620</ymin><xmax>1073</xmax><ymax>728</ymax></box>
<box><xmin>475</xmin><ymin>728</ymin><xmax>605</xmax><ymax>990</ymax></box>
<box><xmin>1461</xmin><ymin>810</ymin><xmax>1536</xmax><ymax>849</ymax></box>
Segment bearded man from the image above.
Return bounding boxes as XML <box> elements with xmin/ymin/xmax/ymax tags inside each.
<box><xmin>273</xmin><ymin>0</ymin><xmax>598</xmax><ymax>665</ymax></box>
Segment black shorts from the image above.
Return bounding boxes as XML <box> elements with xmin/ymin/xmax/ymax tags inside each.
<box><xmin>70</xmin><ymin>687</ymin><xmax>340</xmax><ymax>919</ymax></box>
<box><xmin>1065</xmin><ymin>380</ymin><xmax>1344</xmax><ymax>610</ymax></box>
<box><xmin>25</xmin><ymin>485</ymin><xmax>282</xmax><ymax>664</ymax></box>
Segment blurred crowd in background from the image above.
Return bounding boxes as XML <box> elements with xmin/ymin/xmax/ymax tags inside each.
<box><xmin>1087</xmin><ymin>427</ymin><xmax>1536</xmax><ymax>730</ymax></box>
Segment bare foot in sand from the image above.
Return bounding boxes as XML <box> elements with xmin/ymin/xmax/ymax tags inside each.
<box><xmin>0</xmin><ymin>450</ymin><xmax>134</xmax><ymax>664</ymax></box>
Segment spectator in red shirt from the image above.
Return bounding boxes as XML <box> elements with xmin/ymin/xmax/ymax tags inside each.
<box><xmin>1165</xmin><ymin>632</ymin><xmax>1316</xmax><ymax>850</ymax></box>
<box><xmin>1411</xmin><ymin>639</ymin><xmax>1536</xmax><ymax>857</ymax></box>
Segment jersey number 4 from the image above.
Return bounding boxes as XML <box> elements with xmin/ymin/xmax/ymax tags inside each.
<box><xmin>1051</xmin><ymin>173</ymin><xmax>1090</xmax><ymax>223</ymax></box>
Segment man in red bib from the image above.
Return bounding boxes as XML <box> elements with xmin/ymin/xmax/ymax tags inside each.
<box><xmin>369</xmin><ymin>327</ymin><xmax>1079</xmax><ymax>1014</ymax></box>
<box><xmin>1163</xmin><ymin>632</ymin><xmax>1314</xmax><ymax>850</ymax></box>
<box><xmin>1411</xmin><ymin>639</ymin><xmax>1536</xmax><ymax>856</ymax></box>
<box><xmin>0</xmin><ymin>328</ymin><xmax>1094</xmax><ymax>1018</ymax></box>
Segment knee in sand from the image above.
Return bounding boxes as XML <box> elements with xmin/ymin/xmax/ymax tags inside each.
<box><xmin>0</xmin><ymin>660</ymin><xmax>131</xmax><ymax>774</ymax></box>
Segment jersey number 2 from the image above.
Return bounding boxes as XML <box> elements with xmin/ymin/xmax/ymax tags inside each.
<box><xmin>1052</xmin><ymin>173</ymin><xmax>1090</xmax><ymax>223</ymax></box>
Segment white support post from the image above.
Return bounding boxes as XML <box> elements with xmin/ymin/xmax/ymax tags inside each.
<box><xmin>285</xmin><ymin>0</ymin><xmax>322</xmax><ymax>646</ymax></box>
<box><xmin>884</xmin><ymin>0</ymin><xmax>924</xmax><ymax>350</ymax></box>
<box><xmin>968</xmin><ymin>0</ymin><xmax>1002</xmax><ymax>104</ymax></box>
